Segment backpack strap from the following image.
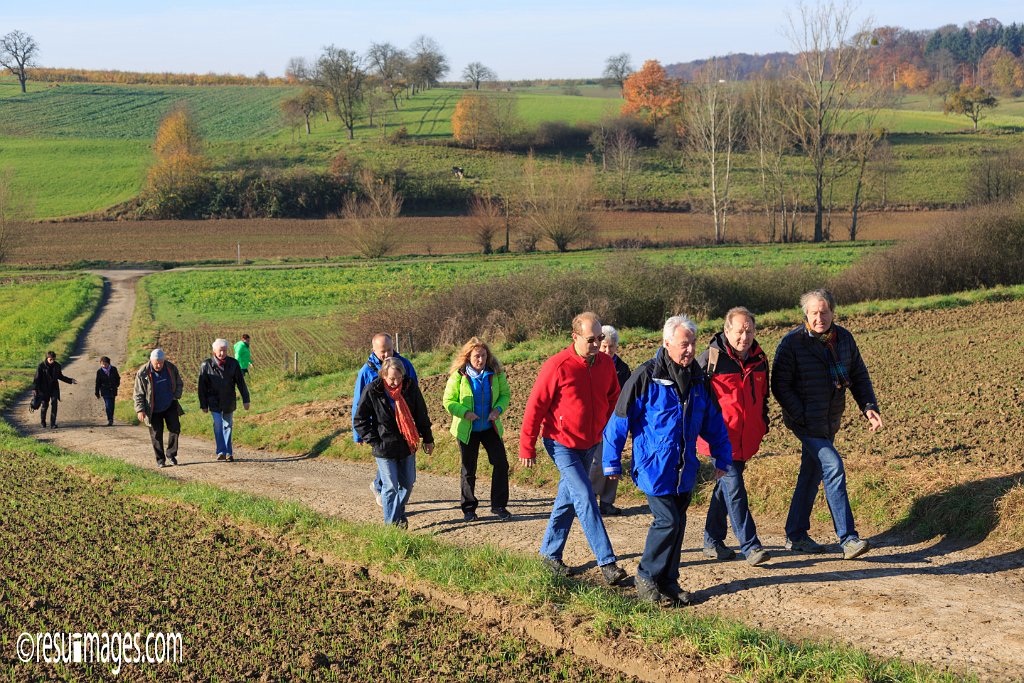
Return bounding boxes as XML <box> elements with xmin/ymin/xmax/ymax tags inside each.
<box><xmin>706</xmin><ymin>346</ymin><xmax>720</xmax><ymax>377</ymax></box>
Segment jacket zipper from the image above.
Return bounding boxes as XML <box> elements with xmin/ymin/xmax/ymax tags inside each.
<box><xmin>676</xmin><ymin>394</ymin><xmax>689</xmax><ymax>492</ymax></box>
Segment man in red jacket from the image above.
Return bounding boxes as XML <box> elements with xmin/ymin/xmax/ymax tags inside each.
<box><xmin>697</xmin><ymin>307</ymin><xmax>772</xmax><ymax>566</ymax></box>
<box><xmin>520</xmin><ymin>312</ymin><xmax>627</xmax><ymax>585</ymax></box>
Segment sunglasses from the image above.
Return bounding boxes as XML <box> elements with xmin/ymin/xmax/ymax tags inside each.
<box><xmin>577</xmin><ymin>333</ymin><xmax>606</xmax><ymax>344</ymax></box>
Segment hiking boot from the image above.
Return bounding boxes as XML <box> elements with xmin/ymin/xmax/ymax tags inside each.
<box><xmin>106</xmin><ymin>420</ymin><xmax>114</xmax><ymax>427</ymax></box>
<box><xmin>226</xmin><ymin>455</ymin><xmax>234</xmax><ymax>462</ymax></box>
<box><xmin>599</xmin><ymin>502</ymin><xmax>623</xmax><ymax>516</ymax></box>
<box><xmin>370</xmin><ymin>481</ymin><xmax>382</xmax><ymax>508</ymax></box>
<box><xmin>216</xmin><ymin>453</ymin><xmax>227</xmax><ymax>461</ymax></box>
<box><xmin>463</xmin><ymin>511</ymin><xmax>479</xmax><ymax>522</ymax></box>
<box><xmin>395</xmin><ymin>518</ymin><xmax>409</xmax><ymax>530</ymax></box>
<box><xmin>745</xmin><ymin>547</ymin><xmax>771</xmax><ymax>566</ymax></box>
<box><xmin>703</xmin><ymin>541</ymin><xmax>737</xmax><ymax>561</ymax></box>
<box><xmin>169</xmin><ymin>456</ymin><xmax>178</xmax><ymax>466</ymax></box>
<box><xmin>636</xmin><ymin>576</ymin><xmax>675</xmax><ymax>607</ymax></box>
<box><xmin>661</xmin><ymin>582</ymin><xmax>694</xmax><ymax>607</ymax></box>
<box><xmin>491</xmin><ymin>508</ymin><xmax>512</xmax><ymax>522</ymax></box>
<box><xmin>785</xmin><ymin>536</ymin><xmax>827</xmax><ymax>554</ymax></box>
<box><xmin>600</xmin><ymin>562</ymin><xmax>628</xmax><ymax>586</ymax></box>
<box><xmin>541</xmin><ymin>556</ymin><xmax>571</xmax><ymax>577</ymax></box>
<box><xmin>842</xmin><ymin>537</ymin><xmax>871</xmax><ymax>560</ymax></box>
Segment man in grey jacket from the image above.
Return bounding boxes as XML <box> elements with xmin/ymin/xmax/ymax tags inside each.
<box><xmin>134</xmin><ymin>348</ymin><xmax>184</xmax><ymax>468</ymax></box>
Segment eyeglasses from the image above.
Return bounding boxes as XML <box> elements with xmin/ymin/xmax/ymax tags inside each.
<box><xmin>577</xmin><ymin>333</ymin><xmax>606</xmax><ymax>344</ymax></box>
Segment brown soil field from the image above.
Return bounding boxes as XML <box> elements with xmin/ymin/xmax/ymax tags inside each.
<box><xmin>13</xmin><ymin>210</ymin><xmax>954</xmax><ymax>265</ymax></box>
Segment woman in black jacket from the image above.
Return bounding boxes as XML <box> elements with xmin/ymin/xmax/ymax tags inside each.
<box><xmin>33</xmin><ymin>351</ymin><xmax>76</xmax><ymax>428</ymax></box>
<box><xmin>94</xmin><ymin>356</ymin><xmax>121</xmax><ymax>426</ymax></box>
<box><xmin>353</xmin><ymin>357</ymin><xmax>434</xmax><ymax>528</ymax></box>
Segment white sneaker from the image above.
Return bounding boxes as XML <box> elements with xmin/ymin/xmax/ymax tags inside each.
<box><xmin>370</xmin><ymin>480</ymin><xmax>382</xmax><ymax>507</ymax></box>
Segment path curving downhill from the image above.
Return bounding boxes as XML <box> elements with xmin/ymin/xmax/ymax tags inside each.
<box><xmin>8</xmin><ymin>270</ymin><xmax>1024</xmax><ymax>681</ymax></box>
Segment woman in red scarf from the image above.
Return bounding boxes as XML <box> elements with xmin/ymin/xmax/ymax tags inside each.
<box><xmin>353</xmin><ymin>357</ymin><xmax>434</xmax><ymax>528</ymax></box>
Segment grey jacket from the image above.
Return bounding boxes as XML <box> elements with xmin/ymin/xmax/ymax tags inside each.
<box><xmin>133</xmin><ymin>361</ymin><xmax>184</xmax><ymax>424</ymax></box>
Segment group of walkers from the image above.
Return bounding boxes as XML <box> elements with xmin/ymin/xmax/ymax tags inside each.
<box><xmin>32</xmin><ymin>287</ymin><xmax>883</xmax><ymax>608</ymax></box>
<box><xmin>348</xmin><ymin>288</ymin><xmax>883</xmax><ymax>607</ymax></box>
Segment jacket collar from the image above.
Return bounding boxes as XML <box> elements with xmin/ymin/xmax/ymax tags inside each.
<box><xmin>652</xmin><ymin>347</ymin><xmax>703</xmax><ymax>385</ymax></box>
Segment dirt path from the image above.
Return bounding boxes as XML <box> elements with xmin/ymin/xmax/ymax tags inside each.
<box><xmin>8</xmin><ymin>271</ymin><xmax>1024</xmax><ymax>681</ymax></box>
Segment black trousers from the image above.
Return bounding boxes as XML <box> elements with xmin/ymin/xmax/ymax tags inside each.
<box><xmin>149</xmin><ymin>407</ymin><xmax>180</xmax><ymax>464</ymax></box>
<box><xmin>39</xmin><ymin>395</ymin><xmax>59</xmax><ymax>426</ymax></box>
<box><xmin>458</xmin><ymin>427</ymin><xmax>509</xmax><ymax>513</ymax></box>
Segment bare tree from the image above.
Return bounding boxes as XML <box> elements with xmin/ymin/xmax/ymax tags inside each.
<box><xmin>469</xmin><ymin>194</ymin><xmax>502</xmax><ymax>253</ymax></box>
<box><xmin>520</xmin><ymin>155</ymin><xmax>596</xmax><ymax>252</ymax></box>
<box><xmin>280</xmin><ymin>87</ymin><xmax>323</xmax><ymax>136</ymax></box>
<box><xmin>463</xmin><ymin>62</ymin><xmax>497</xmax><ymax>90</ymax></box>
<box><xmin>604</xmin><ymin>127</ymin><xmax>641</xmax><ymax>204</ymax></box>
<box><xmin>284</xmin><ymin>56</ymin><xmax>311</xmax><ymax>83</ymax></box>
<box><xmin>869</xmin><ymin>138</ymin><xmax>896</xmax><ymax>208</ymax></box>
<box><xmin>603</xmin><ymin>53</ymin><xmax>634</xmax><ymax>95</ymax></box>
<box><xmin>684</xmin><ymin>60</ymin><xmax>739</xmax><ymax>243</ymax></box>
<box><xmin>315</xmin><ymin>46</ymin><xmax>366</xmax><ymax>140</ymax></box>
<box><xmin>407</xmin><ymin>36</ymin><xmax>449</xmax><ymax>95</ymax></box>
<box><xmin>748</xmin><ymin>75</ymin><xmax>801</xmax><ymax>243</ymax></box>
<box><xmin>0</xmin><ymin>30</ymin><xmax>39</xmax><ymax>93</ymax></box>
<box><xmin>366</xmin><ymin>42</ymin><xmax>408</xmax><ymax>110</ymax></box>
<box><xmin>781</xmin><ymin>0</ymin><xmax>874</xmax><ymax>242</ymax></box>
<box><xmin>345</xmin><ymin>169</ymin><xmax>404</xmax><ymax>258</ymax></box>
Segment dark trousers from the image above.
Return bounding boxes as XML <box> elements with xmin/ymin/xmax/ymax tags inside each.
<box><xmin>102</xmin><ymin>396</ymin><xmax>116</xmax><ymax>423</ymax></box>
<box><xmin>639</xmin><ymin>491</ymin><xmax>693</xmax><ymax>589</ymax></box>
<box><xmin>39</xmin><ymin>395</ymin><xmax>59</xmax><ymax>426</ymax></box>
<box><xmin>458</xmin><ymin>427</ymin><xmax>509</xmax><ymax>513</ymax></box>
<box><xmin>149</xmin><ymin>407</ymin><xmax>180</xmax><ymax>464</ymax></box>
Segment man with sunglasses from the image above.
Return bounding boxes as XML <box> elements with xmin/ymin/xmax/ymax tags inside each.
<box><xmin>520</xmin><ymin>312</ymin><xmax>627</xmax><ymax>586</ymax></box>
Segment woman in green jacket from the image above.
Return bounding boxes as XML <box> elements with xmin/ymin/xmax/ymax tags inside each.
<box><xmin>443</xmin><ymin>337</ymin><xmax>512</xmax><ymax>522</ymax></box>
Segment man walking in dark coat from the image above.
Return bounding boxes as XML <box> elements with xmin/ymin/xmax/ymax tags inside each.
<box><xmin>95</xmin><ymin>356</ymin><xmax>121</xmax><ymax>426</ymax></box>
<box><xmin>198</xmin><ymin>338</ymin><xmax>250</xmax><ymax>462</ymax></box>
<box><xmin>33</xmin><ymin>351</ymin><xmax>77</xmax><ymax>429</ymax></box>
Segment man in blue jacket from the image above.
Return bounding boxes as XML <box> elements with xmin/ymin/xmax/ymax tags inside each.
<box><xmin>604</xmin><ymin>315</ymin><xmax>732</xmax><ymax>607</ymax></box>
<box><xmin>352</xmin><ymin>333</ymin><xmax>418</xmax><ymax>506</ymax></box>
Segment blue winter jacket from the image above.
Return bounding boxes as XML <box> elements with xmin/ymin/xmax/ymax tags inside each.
<box><xmin>603</xmin><ymin>348</ymin><xmax>732</xmax><ymax>496</ymax></box>
<box><xmin>351</xmin><ymin>353</ymin><xmax>418</xmax><ymax>443</ymax></box>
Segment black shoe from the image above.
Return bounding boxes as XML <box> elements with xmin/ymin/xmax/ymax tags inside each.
<box><xmin>463</xmin><ymin>511</ymin><xmax>478</xmax><ymax>522</ymax></box>
<box><xmin>50</xmin><ymin>423</ymin><xmax>58</xmax><ymax>429</ymax></box>
<box><xmin>491</xmin><ymin>508</ymin><xmax>512</xmax><ymax>521</ymax></box>
<box><xmin>395</xmin><ymin>518</ymin><xmax>409</xmax><ymax>530</ymax></box>
<box><xmin>703</xmin><ymin>541</ymin><xmax>737</xmax><ymax>561</ymax></box>
<box><xmin>661</xmin><ymin>582</ymin><xmax>694</xmax><ymax>606</ymax></box>
<box><xmin>169</xmin><ymin>457</ymin><xmax>178</xmax><ymax>466</ymax></box>
<box><xmin>636</xmin><ymin>576</ymin><xmax>675</xmax><ymax>607</ymax></box>
<box><xmin>599</xmin><ymin>503</ymin><xmax>622</xmax><ymax>516</ymax></box>
<box><xmin>541</xmin><ymin>556</ymin><xmax>571</xmax><ymax>577</ymax></box>
<box><xmin>226</xmin><ymin>455</ymin><xmax>234</xmax><ymax>462</ymax></box>
<box><xmin>157</xmin><ymin>461</ymin><xmax>166</xmax><ymax>468</ymax></box>
<box><xmin>600</xmin><ymin>562</ymin><xmax>628</xmax><ymax>586</ymax></box>
<box><xmin>106</xmin><ymin>421</ymin><xmax>114</xmax><ymax>426</ymax></box>
<box><xmin>216</xmin><ymin>454</ymin><xmax>227</xmax><ymax>461</ymax></box>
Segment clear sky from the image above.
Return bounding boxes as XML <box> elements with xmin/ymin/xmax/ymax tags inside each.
<box><xmin>4</xmin><ymin>1</ymin><xmax>1021</xmax><ymax>80</ymax></box>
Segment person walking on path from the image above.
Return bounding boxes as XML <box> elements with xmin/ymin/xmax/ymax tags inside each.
<box><xmin>697</xmin><ymin>307</ymin><xmax>771</xmax><ymax>566</ymax></box>
<box><xmin>94</xmin><ymin>356</ymin><xmax>121</xmax><ymax>426</ymax></box>
<box><xmin>353</xmin><ymin>357</ymin><xmax>434</xmax><ymax>528</ymax></box>
<box><xmin>772</xmin><ymin>289</ymin><xmax>883</xmax><ymax>560</ymax></box>
<box><xmin>352</xmin><ymin>333</ymin><xmax>419</xmax><ymax>507</ymax></box>
<box><xmin>588</xmin><ymin>324</ymin><xmax>631</xmax><ymax>516</ymax></box>
<box><xmin>442</xmin><ymin>337</ymin><xmax>512</xmax><ymax>522</ymax></box>
<box><xmin>33</xmin><ymin>351</ymin><xmax>77</xmax><ymax>429</ymax></box>
<box><xmin>604</xmin><ymin>315</ymin><xmax>733</xmax><ymax>607</ymax></box>
<box><xmin>133</xmin><ymin>348</ymin><xmax>184</xmax><ymax>468</ymax></box>
<box><xmin>233</xmin><ymin>334</ymin><xmax>253</xmax><ymax>375</ymax></box>
<box><xmin>198</xmin><ymin>338</ymin><xmax>251</xmax><ymax>462</ymax></box>
<box><xmin>519</xmin><ymin>312</ymin><xmax>628</xmax><ymax>586</ymax></box>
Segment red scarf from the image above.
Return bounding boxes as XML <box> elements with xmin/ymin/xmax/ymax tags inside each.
<box><xmin>385</xmin><ymin>382</ymin><xmax>421</xmax><ymax>455</ymax></box>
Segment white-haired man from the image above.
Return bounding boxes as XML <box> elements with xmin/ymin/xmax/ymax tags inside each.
<box><xmin>134</xmin><ymin>348</ymin><xmax>184</xmax><ymax>468</ymax></box>
<box><xmin>198</xmin><ymin>338</ymin><xmax>251</xmax><ymax>462</ymax></box>
<box><xmin>603</xmin><ymin>315</ymin><xmax>733</xmax><ymax>607</ymax></box>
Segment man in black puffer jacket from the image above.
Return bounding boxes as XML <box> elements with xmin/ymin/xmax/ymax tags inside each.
<box><xmin>198</xmin><ymin>339</ymin><xmax>250</xmax><ymax>462</ymax></box>
<box><xmin>33</xmin><ymin>351</ymin><xmax>77</xmax><ymax>428</ymax></box>
<box><xmin>772</xmin><ymin>289</ymin><xmax>882</xmax><ymax>561</ymax></box>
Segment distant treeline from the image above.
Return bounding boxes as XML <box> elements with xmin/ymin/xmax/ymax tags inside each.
<box><xmin>30</xmin><ymin>67</ymin><xmax>289</xmax><ymax>87</ymax></box>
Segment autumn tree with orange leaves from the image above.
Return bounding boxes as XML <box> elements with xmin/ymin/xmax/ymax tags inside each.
<box><xmin>144</xmin><ymin>107</ymin><xmax>208</xmax><ymax>218</ymax></box>
<box><xmin>621</xmin><ymin>60</ymin><xmax>681</xmax><ymax>126</ymax></box>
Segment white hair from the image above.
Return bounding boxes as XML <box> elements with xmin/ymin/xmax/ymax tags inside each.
<box><xmin>150</xmin><ymin>348</ymin><xmax>165</xmax><ymax>361</ymax></box>
<box><xmin>212</xmin><ymin>338</ymin><xmax>230</xmax><ymax>351</ymax></box>
<box><xmin>601</xmin><ymin>325</ymin><xmax>619</xmax><ymax>347</ymax></box>
<box><xmin>663</xmin><ymin>315</ymin><xmax>697</xmax><ymax>342</ymax></box>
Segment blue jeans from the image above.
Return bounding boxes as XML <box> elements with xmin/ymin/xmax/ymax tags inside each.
<box><xmin>639</xmin><ymin>491</ymin><xmax>692</xmax><ymax>587</ymax></box>
<box><xmin>704</xmin><ymin>461</ymin><xmax>762</xmax><ymax>554</ymax></box>
<box><xmin>102</xmin><ymin>396</ymin><xmax>116</xmax><ymax>423</ymax></box>
<box><xmin>211</xmin><ymin>411</ymin><xmax>234</xmax><ymax>455</ymax></box>
<box><xmin>785</xmin><ymin>436</ymin><xmax>858</xmax><ymax>545</ymax></box>
<box><xmin>376</xmin><ymin>455</ymin><xmax>416</xmax><ymax>525</ymax></box>
<box><xmin>539</xmin><ymin>439</ymin><xmax>616</xmax><ymax>566</ymax></box>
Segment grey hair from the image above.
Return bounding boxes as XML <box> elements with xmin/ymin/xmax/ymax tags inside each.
<box><xmin>212</xmin><ymin>338</ymin><xmax>230</xmax><ymax>351</ymax></box>
<box><xmin>601</xmin><ymin>325</ymin><xmax>619</xmax><ymax>347</ymax></box>
<box><xmin>800</xmin><ymin>289</ymin><xmax>836</xmax><ymax>315</ymax></box>
<box><xmin>724</xmin><ymin>306</ymin><xmax>755</xmax><ymax>331</ymax></box>
<box><xmin>663</xmin><ymin>315</ymin><xmax>697</xmax><ymax>342</ymax></box>
<box><xmin>150</xmin><ymin>348</ymin><xmax>166</xmax><ymax>361</ymax></box>
<box><xmin>378</xmin><ymin>357</ymin><xmax>406</xmax><ymax>378</ymax></box>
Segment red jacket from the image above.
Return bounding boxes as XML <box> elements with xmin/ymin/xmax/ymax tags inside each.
<box><xmin>520</xmin><ymin>345</ymin><xmax>621</xmax><ymax>458</ymax></box>
<box><xmin>696</xmin><ymin>333</ymin><xmax>769</xmax><ymax>462</ymax></box>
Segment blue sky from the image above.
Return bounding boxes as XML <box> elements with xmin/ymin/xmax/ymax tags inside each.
<box><xmin>4</xmin><ymin>1</ymin><xmax>1022</xmax><ymax>79</ymax></box>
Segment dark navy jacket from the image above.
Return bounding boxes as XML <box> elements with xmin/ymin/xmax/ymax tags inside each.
<box><xmin>603</xmin><ymin>348</ymin><xmax>732</xmax><ymax>496</ymax></box>
<box><xmin>351</xmin><ymin>353</ymin><xmax>418</xmax><ymax>443</ymax></box>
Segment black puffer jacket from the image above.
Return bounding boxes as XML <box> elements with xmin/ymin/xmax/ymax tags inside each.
<box><xmin>95</xmin><ymin>366</ymin><xmax>121</xmax><ymax>398</ymax></box>
<box><xmin>34</xmin><ymin>361</ymin><xmax>73</xmax><ymax>399</ymax></box>
<box><xmin>771</xmin><ymin>324</ymin><xmax>878</xmax><ymax>440</ymax></box>
<box><xmin>353</xmin><ymin>377</ymin><xmax>434</xmax><ymax>460</ymax></box>
<box><xmin>197</xmin><ymin>357</ymin><xmax>250</xmax><ymax>413</ymax></box>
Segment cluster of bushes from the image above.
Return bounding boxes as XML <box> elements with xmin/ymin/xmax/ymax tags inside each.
<box><xmin>349</xmin><ymin>257</ymin><xmax>824</xmax><ymax>351</ymax></box>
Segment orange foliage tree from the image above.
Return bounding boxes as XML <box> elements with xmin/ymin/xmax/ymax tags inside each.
<box><xmin>144</xmin><ymin>107</ymin><xmax>208</xmax><ymax>217</ymax></box>
<box><xmin>896</xmin><ymin>63</ymin><xmax>931</xmax><ymax>91</ymax></box>
<box><xmin>979</xmin><ymin>47</ymin><xmax>1024</xmax><ymax>97</ymax></box>
<box><xmin>621</xmin><ymin>60</ymin><xmax>681</xmax><ymax>126</ymax></box>
<box><xmin>451</xmin><ymin>92</ymin><xmax>520</xmax><ymax>149</ymax></box>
